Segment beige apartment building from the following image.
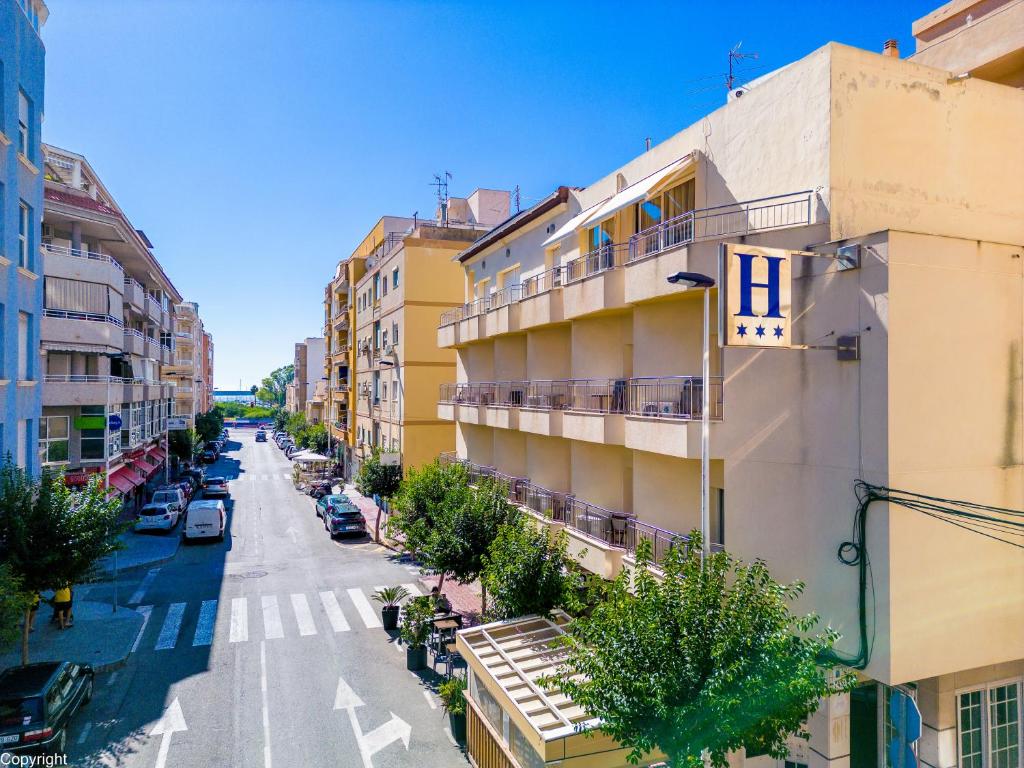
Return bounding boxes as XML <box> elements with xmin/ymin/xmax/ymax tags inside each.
<box><xmin>39</xmin><ymin>144</ymin><xmax>180</xmax><ymax>496</ymax></box>
<box><xmin>162</xmin><ymin>301</ymin><xmax>209</xmax><ymax>428</ymax></box>
<box><xmin>201</xmin><ymin>330</ymin><xmax>214</xmax><ymax>413</ymax></box>
<box><xmin>437</xmin><ymin>5</ymin><xmax>1024</xmax><ymax>768</ymax></box>
<box><xmin>286</xmin><ymin>336</ymin><xmax>325</xmax><ymax>416</ymax></box>
<box><xmin>349</xmin><ymin>191</ymin><xmax>509</xmax><ymax>477</ymax></box>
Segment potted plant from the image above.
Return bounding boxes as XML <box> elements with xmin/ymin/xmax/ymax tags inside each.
<box><xmin>400</xmin><ymin>595</ymin><xmax>434</xmax><ymax>671</ymax></box>
<box><xmin>371</xmin><ymin>585</ymin><xmax>410</xmax><ymax>631</ymax></box>
<box><xmin>438</xmin><ymin>676</ymin><xmax>467</xmax><ymax>743</ymax></box>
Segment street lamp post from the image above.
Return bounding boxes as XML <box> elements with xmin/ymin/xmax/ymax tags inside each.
<box><xmin>666</xmin><ymin>271</ymin><xmax>716</xmax><ymax>560</ymax></box>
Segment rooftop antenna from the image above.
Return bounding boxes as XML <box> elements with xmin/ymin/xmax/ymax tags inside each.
<box><xmin>432</xmin><ymin>172</ymin><xmax>452</xmax><ymax>225</ymax></box>
<box><xmin>512</xmin><ymin>185</ymin><xmax>521</xmax><ymax>213</ymax></box>
<box><xmin>727</xmin><ymin>42</ymin><xmax>759</xmax><ymax>90</ymax></box>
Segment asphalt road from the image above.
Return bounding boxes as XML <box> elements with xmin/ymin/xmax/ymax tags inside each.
<box><xmin>68</xmin><ymin>430</ymin><xmax>464</xmax><ymax>768</ymax></box>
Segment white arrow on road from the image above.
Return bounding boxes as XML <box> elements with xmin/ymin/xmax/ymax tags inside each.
<box><xmin>150</xmin><ymin>697</ymin><xmax>187</xmax><ymax>768</ymax></box>
<box><xmin>285</xmin><ymin>525</ymin><xmax>298</xmax><ymax>544</ymax></box>
<box><xmin>334</xmin><ymin>676</ymin><xmax>411</xmax><ymax>768</ymax></box>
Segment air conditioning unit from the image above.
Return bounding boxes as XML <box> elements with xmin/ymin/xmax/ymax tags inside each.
<box><xmin>358</xmin><ymin>340</ymin><xmax>370</xmax><ymax>354</ymax></box>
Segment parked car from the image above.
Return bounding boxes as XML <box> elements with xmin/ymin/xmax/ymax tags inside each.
<box><xmin>151</xmin><ymin>487</ymin><xmax>187</xmax><ymax>514</ymax></box>
<box><xmin>0</xmin><ymin>661</ymin><xmax>94</xmax><ymax>755</ymax></box>
<box><xmin>184</xmin><ymin>500</ymin><xmax>225</xmax><ymax>542</ymax></box>
<box><xmin>200</xmin><ymin>449</ymin><xmax>216</xmax><ymax>464</ymax></box>
<box><xmin>134</xmin><ymin>503</ymin><xmax>179</xmax><ymax>533</ymax></box>
<box><xmin>206</xmin><ymin>441</ymin><xmax>221</xmax><ymax>457</ymax></box>
<box><xmin>255</xmin><ymin>430</ymin><xmax>267</xmax><ymax>442</ymax></box>
<box><xmin>181</xmin><ymin>467</ymin><xmax>205</xmax><ymax>486</ymax></box>
<box><xmin>307</xmin><ymin>480</ymin><xmax>333</xmax><ymax>499</ymax></box>
<box><xmin>221</xmin><ymin>428</ymin><xmax>230</xmax><ymax>438</ymax></box>
<box><xmin>202</xmin><ymin>477</ymin><xmax>229</xmax><ymax>499</ymax></box>
<box><xmin>316</xmin><ymin>496</ymin><xmax>366</xmax><ymax>538</ymax></box>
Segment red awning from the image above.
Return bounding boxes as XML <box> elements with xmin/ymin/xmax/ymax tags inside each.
<box><xmin>108</xmin><ymin>466</ymin><xmax>144</xmax><ymax>495</ymax></box>
<box><xmin>148</xmin><ymin>446</ymin><xmax>166</xmax><ymax>462</ymax></box>
<box><xmin>133</xmin><ymin>459</ymin><xmax>158</xmax><ymax>479</ymax></box>
<box><xmin>62</xmin><ymin>470</ymin><xmax>100</xmax><ymax>487</ymax></box>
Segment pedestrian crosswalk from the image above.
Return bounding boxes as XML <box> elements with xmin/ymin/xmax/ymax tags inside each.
<box><xmin>140</xmin><ymin>583</ymin><xmax>422</xmax><ymax>653</ymax></box>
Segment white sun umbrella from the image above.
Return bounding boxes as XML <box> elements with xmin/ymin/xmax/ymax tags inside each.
<box><xmin>293</xmin><ymin>452</ymin><xmax>330</xmax><ymax>464</ymax></box>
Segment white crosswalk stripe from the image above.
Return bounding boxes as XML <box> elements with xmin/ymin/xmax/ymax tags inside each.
<box><xmin>402</xmin><ymin>582</ymin><xmax>423</xmax><ymax>597</ymax></box>
<box><xmin>230</xmin><ymin>597</ymin><xmax>248</xmax><ymax>643</ymax></box>
<box><xmin>155</xmin><ymin>603</ymin><xmax>186</xmax><ymax>651</ymax></box>
<box><xmin>319</xmin><ymin>591</ymin><xmax>350</xmax><ymax>632</ymax></box>
<box><xmin>262</xmin><ymin>595</ymin><xmax>284</xmax><ymax>639</ymax></box>
<box><xmin>193</xmin><ymin>600</ymin><xmax>217</xmax><ymax>646</ymax></box>
<box><xmin>290</xmin><ymin>593</ymin><xmax>317</xmax><ymax>636</ymax></box>
<box><xmin>347</xmin><ymin>587</ymin><xmax>382</xmax><ymax>628</ymax></box>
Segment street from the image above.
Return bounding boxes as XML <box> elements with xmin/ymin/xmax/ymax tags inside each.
<box><xmin>68</xmin><ymin>430</ymin><xmax>462</xmax><ymax>768</ymax></box>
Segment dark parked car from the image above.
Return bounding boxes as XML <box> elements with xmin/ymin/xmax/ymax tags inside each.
<box><xmin>315</xmin><ymin>495</ymin><xmax>366</xmax><ymax>538</ymax></box>
<box><xmin>203</xmin><ymin>476</ymin><xmax>230</xmax><ymax>498</ymax></box>
<box><xmin>0</xmin><ymin>661</ymin><xmax>93</xmax><ymax>755</ymax></box>
<box><xmin>255</xmin><ymin>430</ymin><xmax>267</xmax><ymax>442</ymax></box>
<box><xmin>200</xmin><ymin>449</ymin><xmax>217</xmax><ymax>464</ymax></box>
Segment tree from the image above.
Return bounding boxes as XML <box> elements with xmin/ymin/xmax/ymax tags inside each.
<box><xmin>482</xmin><ymin>517</ymin><xmax>579</xmax><ymax>621</ymax></box>
<box><xmin>257</xmin><ymin>364</ymin><xmax>294</xmax><ymax>407</ymax></box>
<box><xmin>194</xmin><ymin>409</ymin><xmax>224</xmax><ymax>443</ymax></box>
<box><xmin>356</xmin><ymin>448</ymin><xmax>403</xmax><ymax>543</ymax></box>
<box><xmin>0</xmin><ymin>564</ymin><xmax>29</xmax><ymax>653</ymax></box>
<box><xmin>285</xmin><ymin>412</ymin><xmax>308</xmax><ymax>439</ymax></box>
<box><xmin>300</xmin><ymin>423</ymin><xmax>329</xmax><ymax>454</ymax></box>
<box><xmin>428</xmin><ymin>477</ymin><xmax>519</xmax><ymax>615</ymax></box>
<box><xmin>0</xmin><ymin>466</ymin><xmax>125</xmax><ymax>664</ymax></box>
<box><xmin>273</xmin><ymin>409</ymin><xmax>289</xmax><ymax>431</ymax></box>
<box><xmin>168</xmin><ymin>428</ymin><xmax>201</xmax><ymax>462</ymax></box>
<box><xmin>545</xmin><ymin>533</ymin><xmax>854</xmax><ymax>768</ymax></box>
<box><xmin>388</xmin><ymin>459</ymin><xmax>467</xmax><ymax>557</ymax></box>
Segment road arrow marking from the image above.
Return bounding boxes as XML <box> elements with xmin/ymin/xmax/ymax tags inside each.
<box><xmin>150</xmin><ymin>698</ymin><xmax>187</xmax><ymax>768</ymax></box>
<box><xmin>128</xmin><ymin>568</ymin><xmax>160</xmax><ymax>605</ymax></box>
<box><xmin>334</xmin><ymin>676</ymin><xmax>411</xmax><ymax>767</ymax></box>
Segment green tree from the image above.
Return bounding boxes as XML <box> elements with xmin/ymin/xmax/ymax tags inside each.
<box><xmin>356</xmin><ymin>448</ymin><xmax>403</xmax><ymax>543</ymax></box>
<box><xmin>388</xmin><ymin>459</ymin><xmax>466</xmax><ymax>557</ymax></box>
<box><xmin>0</xmin><ymin>564</ymin><xmax>29</xmax><ymax>653</ymax></box>
<box><xmin>0</xmin><ymin>466</ymin><xmax>125</xmax><ymax>663</ymax></box>
<box><xmin>285</xmin><ymin>412</ymin><xmax>308</xmax><ymax>439</ymax></box>
<box><xmin>545</xmin><ymin>533</ymin><xmax>854</xmax><ymax>768</ymax></box>
<box><xmin>482</xmin><ymin>517</ymin><xmax>579</xmax><ymax>621</ymax></box>
<box><xmin>194</xmin><ymin>409</ymin><xmax>224</xmax><ymax>443</ymax></box>
<box><xmin>300</xmin><ymin>423</ymin><xmax>329</xmax><ymax>454</ymax></box>
<box><xmin>257</xmin><ymin>364</ymin><xmax>294</xmax><ymax>407</ymax></box>
<box><xmin>168</xmin><ymin>428</ymin><xmax>201</xmax><ymax>462</ymax></box>
<box><xmin>273</xmin><ymin>409</ymin><xmax>289</xmax><ymax>431</ymax></box>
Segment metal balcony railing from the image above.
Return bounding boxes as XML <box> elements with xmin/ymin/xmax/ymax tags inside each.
<box><xmin>123</xmin><ymin>327</ymin><xmax>145</xmax><ymax>340</ymax></box>
<box><xmin>628</xmin><ymin>190</ymin><xmax>814</xmax><ymax>262</ymax></box>
<box><xmin>42</xmin><ymin>243</ymin><xmax>124</xmax><ymax>273</ymax></box>
<box><xmin>44</xmin><ymin>374</ymin><xmax>127</xmax><ymax>384</ymax></box>
<box><xmin>440</xmin><ymin>376</ymin><xmax>723</xmax><ymax>421</ymax></box>
<box><xmin>520</xmin><ymin>266</ymin><xmax>565</xmax><ymax>300</ymax></box>
<box><xmin>43</xmin><ymin>308</ymin><xmax>124</xmax><ymax>327</ymax></box>
<box><xmin>564</xmin><ymin>242</ymin><xmax>629</xmax><ymax>283</ymax></box>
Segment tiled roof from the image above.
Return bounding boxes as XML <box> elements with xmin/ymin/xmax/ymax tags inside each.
<box><xmin>44</xmin><ymin>188</ymin><xmax>119</xmax><ymax>216</ymax></box>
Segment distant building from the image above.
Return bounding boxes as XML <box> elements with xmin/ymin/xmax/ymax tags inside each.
<box><xmin>286</xmin><ymin>336</ymin><xmax>325</xmax><ymax>415</ymax></box>
<box><xmin>213</xmin><ymin>390</ymin><xmax>255</xmax><ymax>404</ymax></box>
<box><xmin>0</xmin><ymin>0</ymin><xmax>47</xmax><ymax>474</ymax></box>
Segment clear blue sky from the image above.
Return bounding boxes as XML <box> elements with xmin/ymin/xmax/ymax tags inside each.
<box><xmin>41</xmin><ymin>0</ymin><xmax>935</xmax><ymax>389</ymax></box>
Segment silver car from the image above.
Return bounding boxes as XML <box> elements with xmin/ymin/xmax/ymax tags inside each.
<box><xmin>134</xmin><ymin>502</ymin><xmax>179</xmax><ymax>533</ymax></box>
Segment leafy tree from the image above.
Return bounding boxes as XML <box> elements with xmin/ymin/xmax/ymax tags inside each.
<box><xmin>168</xmin><ymin>428</ymin><xmax>201</xmax><ymax>462</ymax></box>
<box><xmin>299</xmin><ymin>423</ymin><xmax>329</xmax><ymax>454</ymax></box>
<box><xmin>356</xmin><ymin>448</ymin><xmax>403</xmax><ymax>542</ymax></box>
<box><xmin>482</xmin><ymin>517</ymin><xmax>579</xmax><ymax>620</ymax></box>
<box><xmin>544</xmin><ymin>533</ymin><xmax>854</xmax><ymax>768</ymax></box>
<box><xmin>257</xmin><ymin>364</ymin><xmax>294</xmax><ymax>407</ymax></box>
<box><xmin>194</xmin><ymin>409</ymin><xmax>224</xmax><ymax>443</ymax></box>
<box><xmin>273</xmin><ymin>409</ymin><xmax>289</xmax><ymax>431</ymax></box>
<box><xmin>0</xmin><ymin>564</ymin><xmax>29</xmax><ymax>653</ymax></box>
<box><xmin>0</xmin><ymin>466</ymin><xmax>125</xmax><ymax>663</ymax></box>
<box><xmin>428</xmin><ymin>477</ymin><xmax>519</xmax><ymax>615</ymax></box>
<box><xmin>285</xmin><ymin>412</ymin><xmax>308</xmax><ymax>438</ymax></box>
<box><xmin>388</xmin><ymin>459</ymin><xmax>467</xmax><ymax>558</ymax></box>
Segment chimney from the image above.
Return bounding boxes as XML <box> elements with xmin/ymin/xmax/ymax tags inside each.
<box><xmin>645</xmin><ymin>137</ymin><xmax>652</xmax><ymax>151</ymax></box>
<box><xmin>882</xmin><ymin>39</ymin><xmax>899</xmax><ymax>58</ymax></box>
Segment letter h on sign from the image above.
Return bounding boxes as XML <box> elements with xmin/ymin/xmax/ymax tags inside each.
<box><xmin>725</xmin><ymin>244</ymin><xmax>792</xmax><ymax>347</ymax></box>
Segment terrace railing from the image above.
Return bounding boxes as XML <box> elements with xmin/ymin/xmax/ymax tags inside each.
<box><xmin>563</xmin><ymin>243</ymin><xmax>629</xmax><ymax>283</ymax></box>
<box><xmin>628</xmin><ymin>376</ymin><xmax>724</xmax><ymax>420</ymax></box>
<box><xmin>42</xmin><ymin>243</ymin><xmax>124</xmax><ymax>273</ymax></box>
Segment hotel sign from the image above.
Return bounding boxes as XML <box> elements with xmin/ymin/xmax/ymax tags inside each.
<box><xmin>725</xmin><ymin>244</ymin><xmax>792</xmax><ymax>348</ymax></box>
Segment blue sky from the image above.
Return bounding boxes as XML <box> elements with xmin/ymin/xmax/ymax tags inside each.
<box><xmin>41</xmin><ymin>0</ymin><xmax>935</xmax><ymax>389</ymax></box>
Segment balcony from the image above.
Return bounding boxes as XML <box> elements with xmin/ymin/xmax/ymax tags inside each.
<box><xmin>438</xmin><ymin>452</ymin><xmax>713</xmax><ymax>579</ymax></box>
<box><xmin>123</xmin><ymin>327</ymin><xmax>145</xmax><ymax>356</ymax></box>
<box><xmin>145</xmin><ymin>296</ymin><xmax>162</xmax><ymax>323</ymax></box>
<box><xmin>41</xmin><ymin>243</ymin><xmax>124</xmax><ymax>291</ymax></box>
<box><xmin>43</xmin><ymin>374</ymin><xmax>124</xmax><ymax>406</ymax></box>
<box><xmin>123</xmin><ymin>278</ymin><xmax>145</xmax><ymax>312</ymax></box>
<box><xmin>174</xmin><ymin>386</ymin><xmax>194</xmax><ymax>398</ymax></box>
<box><xmin>42</xmin><ymin>309</ymin><xmax>124</xmax><ymax>350</ymax></box>
<box><xmin>562</xmin><ymin>243</ymin><xmax>628</xmax><ymax>319</ymax></box>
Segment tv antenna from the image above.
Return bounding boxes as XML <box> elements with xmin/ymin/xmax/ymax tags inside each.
<box><xmin>431</xmin><ymin>172</ymin><xmax>452</xmax><ymax>207</ymax></box>
<box><xmin>727</xmin><ymin>42</ymin><xmax>759</xmax><ymax>90</ymax></box>
<box><xmin>512</xmin><ymin>185</ymin><xmax>521</xmax><ymax>213</ymax></box>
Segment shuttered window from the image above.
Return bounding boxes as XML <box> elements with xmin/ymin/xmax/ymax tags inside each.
<box><xmin>44</xmin><ymin>277</ymin><xmax>109</xmax><ymax>314</ymax></box>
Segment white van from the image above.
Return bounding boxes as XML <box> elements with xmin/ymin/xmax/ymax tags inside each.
<box><xmin>184</xmin><ymin>500</ymin><xmax>225</xmax><ymax>542</ymax></box>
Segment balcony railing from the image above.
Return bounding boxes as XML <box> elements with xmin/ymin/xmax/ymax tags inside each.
<box><xmin>124</xmin><ymin>327</ymin><xmax>145</xmax><ymax>340</ymax></box>
<box><xmin>437</xmin><ymin>452</ymin><xmax>718</xmax><ymax>567</ymax></box>
<box><xmin>564</xmin><ymin>242</ymin><xmax>629</xmax><ymax>283</ymax></box>
<box><xmin>520</xmin><ymin>265</ymin><xmax>564</xmax><ymax>300</ymax></box>
<box><xmin>42</xmin><ymin>243</ymin><xmax>124</xmax><ymax>273</ymax></box>
<box><xmin>440</xmin><ymin>376</ymin><xmax>723</xmax><ymax>420</ymax></box>
<box><xmin>44</xmin><ymin>374</ymin><xmax>127</xmax><ymax>384</ymax></box>
<box><xmin>43</xmin><ymin>308</ymin><xmax>124</xmax><ymax>328</ymax></box>
<box><xmin>628</xmin><ymin>190</ymin><xmax>813</xmax><ymax>262</ymax></box>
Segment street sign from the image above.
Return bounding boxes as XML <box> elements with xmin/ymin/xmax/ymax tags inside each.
<box><xmin>167</xmin><ymin>417</ymin><xmax>188</xmax><ymax>431</ymax></box>
<box><xmin>888</xmin><ymin>688</ymin><xmax>921</xmax><ymax>768</ymax></box>
<box><xmin>108</xmin><ymin>414</ymin><xmax>123</xmax><ymax>431</ymax></box>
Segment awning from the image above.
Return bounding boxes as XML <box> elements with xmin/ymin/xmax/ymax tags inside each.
<box><xmin>540</xmin><ymin>198</ymin><xmax>610</xmax><ymax>248</ymax></box>
<box><xmin>108</xmin><ymin>466</ymin><xmax>144</xmax><ymax>495</ymax></box>
<box><xmin>579</xmin><ymin>154</ymin><xmax>695</xmax><ymax>229</ymax></box>
<box><xmin>293</xmin><ymin>452</ymin><xmax>330</xmax><ymax>463</ymax></box>
<box><xmin>148</xmin><ymin>446</ymin><xmax>166</xmax><ymax>462</ymax></box>
<box><xmin>62</xmin><ymin>469</ymin><xmax>101</xmax><ymax>487</ymax></box>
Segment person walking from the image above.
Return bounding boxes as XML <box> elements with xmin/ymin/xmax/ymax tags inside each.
<box><xmin>53</xmin><ymin>585</ymin><xmax>72</xmax><ymax>630</ymax></box>
<box><xmin>26</xmin><ymin>592</ymin><xmax>40</xmax><ymax>632</ymax></box>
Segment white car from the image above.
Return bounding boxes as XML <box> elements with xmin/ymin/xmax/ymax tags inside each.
<box><xmin>134</xmin><ymin>503</ymin><xmax>179</xmax><ymax>533</ymax></box>
<box><xmin>150</xmin><ymin>488</ymin><xmax>186</xmax><ymax>515</ymax></box>
<box><xmin>184</xmin><ymin>500</ymin><xmax>225</xmax><ymax>542</ymax></box>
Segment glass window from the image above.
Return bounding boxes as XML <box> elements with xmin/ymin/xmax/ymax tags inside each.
<box><xmin>38</xmin><ymin>416</ymin><xmax>69</xmax><ymax>465</ymax></box>
<box><xmin>18</xmin><ymin>202</ymin><xmax>29</xmax><ymax>270</ymax></box>
<box><xmin>17</xmin><ymin>312</ymin><xmax>29</xmax><ymax>380</ymax></box>
<box><xmin>990</xmin><ymin>684</ymin><xmax>1020</xmax><ymax>768</ymax></box>
<box><xmin>392</xmin><ymin>321</ymin><xmax>398</xmax><ymax>345</ymax></box>
<box><xmin>382</xmin><ymin>279</ymin><xmax>387</xmax><ymax>297</ymax></box>
<box><xmin>392</xmin><ymin>268</ymin><xmax>399</xmax><ymax>289</ymax></box>
<box><xmin>17</xmin><ymin>90</ymin><xmax>29</xmax><ymax>157</ymax></box>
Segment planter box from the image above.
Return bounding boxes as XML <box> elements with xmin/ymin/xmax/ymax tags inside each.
<box><xmin>406</xmin><ymin>645</ymin><xmax>428</xmax><ymax>671</ymax></box>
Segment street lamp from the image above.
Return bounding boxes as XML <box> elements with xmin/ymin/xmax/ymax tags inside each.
<box><xmin>666</xmin><ymin>271</ymin><xmax>716</xmax><ymax>560</ymax></box>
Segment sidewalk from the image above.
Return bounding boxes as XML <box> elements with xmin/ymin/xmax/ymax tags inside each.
<box><xmin>96</xmin><ymin>529</ymin><xmax>181</xmax><ymax>574</ymax></box>
<box><xmin>0</xmin><ymin>600</ymin><xmax>144</xmax><ymax>674</ymax></box>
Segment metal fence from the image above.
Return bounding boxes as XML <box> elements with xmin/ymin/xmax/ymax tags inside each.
<box><xmin>42</xmin><ymin>243</ymin><xmax>125</xmax><ymax>273</ymax></box>
<box><xmin>628</xmin><ymin>376</ymin><xmax>723</xmax><ymax>420</ymax></box>
<box><xmin>564</xmin><ymin>243</ymin><xmax>629</xmax><ymax>283</ymax></box>
<box><xmin>43</xmin><ymin>308</ymin><xmax>124</xmax><ymax>327</ymax></box>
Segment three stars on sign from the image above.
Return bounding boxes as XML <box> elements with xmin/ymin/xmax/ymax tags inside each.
<box><xmin>737</xmin><ymin>324</ymin><xmax>784</xmax><ymax>339</ymax></box>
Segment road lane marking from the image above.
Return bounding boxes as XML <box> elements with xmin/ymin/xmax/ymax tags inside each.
<box><xmin>423</xmin><ymin>690</ymin><xmax>437</xmax><ymax>709</ymax></box>
<box><xmin>127</xmin><ymin>568</ymin><xmax>160</xmax><ymax>605</ymax></box>
<box><xmin>319</xmin><ymin>591</ymin><xmax>350</xmax><ymax>632</ymax></box>
<box><xmin>192</xmin><ymin>600</ymin><xmax>217</xmax><ymax>646</ymax></box>
<box><xmin>347</xmin><ymin>588</ymin><xmax>381</xmax><ymax>628</ymax></box>
<box><xmin>76</xmin><ymin>721</ymin><xmax>92</xmax><ymax>744</ymax></box>
<box><xmin>230</xmin><ymin>597</ymin><xmax>248</xmax><ymax>643</ymax></box>
<box><xmin>106</xmin><ymin>671</ymin><xmax>119</xmax><ymax>687</ymax></box>
<box><xmin>130</xmin><ymin>606</ymin><xmax>152</xmax><ymax>654</ymax></box>
<box><xmin>401</xmin><ymin>582</ymin><xmax>423</xmax><ymax>597</ymax></box>
<box><xmin>154</xmin><ymin>603</ymin><xmax>186</xmax><ymax>650</ymax></box>
<box><xmin>260</xmin><ymin>641</ymin><xmax>273</xmax><ymax>768</ymax></box>
<box><xmin>290</xmin><ymin>593</ymin><xmax>317</xmax><ymax>636</ymax></box>
<box><xmin>262</xmin><ymin>595</ymin><xmax>284</xmax><ymax>639</ymax></box>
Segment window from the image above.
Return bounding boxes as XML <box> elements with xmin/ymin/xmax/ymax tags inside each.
<box><xmin>17</xmin><ymin>90</ymin><xmax>29</xmax><ymax>157</ymax></box>
<box><xmin>392</xmin><ymin>268</ymin><xmax>399</xmax><ymax>289</ymax></box>
<box><xmin>382</xmin><ymin>382</ymin><xmax>387</xmax><ymax>401</ymax></box>
<box><xmin>382</xmin><ymin>329</ymin><xmax>388</xmax><ymax>349</ymax></box>
<box><xmin>38</xmin><ymin>416</ymin><xmax>69</xmax><ymax>465</ymax></box>
<box><xmin>392</xmin><ymin>321</ymin><xmax>399</xmax><ymax>346</ymax></box>
<box><xmin>373</xmin><ymin>274</ymin><xmax>380</xmax><ymax>302</ymax></box>
<box><xmin>382</xmin><ymin>278</ymin><xmax>387</xmax><ymax>297</ymax></box>
<box><xmin>959</xmin><ymin>682</ymin><xmax>1021</xmax><ymax>768</ymax></box>
<box><xmin>18</xmin><ymin>202</ymin><xmax>30</xmax><ymax>270</ymax></box>
<box><xmin>16</xmin><ymin>419</ymin><xmax>27</xmax><ymax>468</ymax></box>
<box><xmin>80</xmin><ymin>405</ymin><xmax>107</xmax><ymax>460</ymax></box>
<box><xmin>17</xmin><ymin>311</ymin><xmax>30</xmax><ymax>380</ymax></box>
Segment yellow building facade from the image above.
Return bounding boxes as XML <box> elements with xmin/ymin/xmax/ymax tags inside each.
<box><xmin>439</xmin><ymin>9</ymin><xmax>1024</xmax><ymax>768</ymax></box>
